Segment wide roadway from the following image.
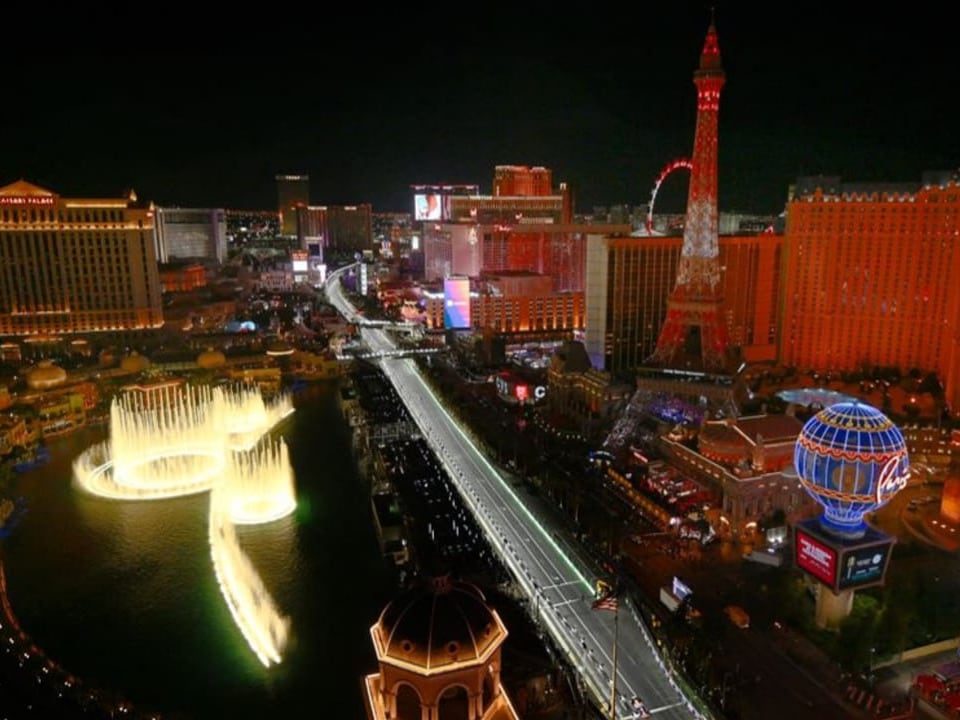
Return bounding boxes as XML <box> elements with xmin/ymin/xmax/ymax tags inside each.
<box><xmin>326</xmin><ymin>269</ymin><xmax>702</xmax><ymax>720</ymax></box>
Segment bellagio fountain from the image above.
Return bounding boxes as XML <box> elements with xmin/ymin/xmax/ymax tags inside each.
<box><xmin>73</xmin><ymin>383</ymin><xmax>297</xmax><ymax>667</ymax></box>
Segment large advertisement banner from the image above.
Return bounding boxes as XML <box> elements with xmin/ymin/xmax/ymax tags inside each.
<box><xmin>795</xmin><ymin>528</ymin><xmax>837</xmax><ymax>587</ymax></box>
<box><xmin>414</xmin><ymin>194</ymin><xmax>442</xmax><ymax>221</ymax></box>
<box><xmin>443</xmin><ymin>277</ymin><xmax>471</xmax><ymax>329</ymax></box>
<box><xmin>837</xmin><ymin>543</ymin><xmax>891</xmax><ymax>591</ymax></box>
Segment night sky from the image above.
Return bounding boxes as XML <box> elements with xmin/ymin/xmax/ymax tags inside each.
<box><xmin>3</xmin><ymin>6</ymin><xmax>956</xmax><ymax>216</ymax></box>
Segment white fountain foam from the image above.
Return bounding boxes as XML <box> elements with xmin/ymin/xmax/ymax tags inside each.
<box><xmin>72</xmin><ymin>382</ymin><xmax>297</xmax><ymax>667</ymax></box>
<box><xmin>209</xmin><ymin>483</ymin><xmax>291</xmax><ymax>667</ymax></box>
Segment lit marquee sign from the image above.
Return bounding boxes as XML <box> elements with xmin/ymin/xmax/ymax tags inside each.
<box><xmin>0</xmin><ymin>196</ymin><xmax>54</xmax><ymax>206</ymax></box>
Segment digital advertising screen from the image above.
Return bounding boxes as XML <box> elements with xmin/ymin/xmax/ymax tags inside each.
<box><xmin>443</xmin><ymin>277</ymin><xmax>471</xmax><ymax>329</ymax></box>
<box><xmin>795</xmin><ymin>528</ymin><xmax>838</xmax><ymax>587</ymax></box>
<box><xmin>837</xmin><ymin>541</ymin><xmax>892</xmax><ymax>591</ymax></box>
<box><xmin>414</xmin><ymin>193</ymin><xmax>443</xmax><ymax>221</ymax></box>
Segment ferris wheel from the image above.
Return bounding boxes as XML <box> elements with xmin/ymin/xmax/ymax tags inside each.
<box><xmin>646</xmin><ymin>158</ymin><xmax>692</xmax><ymax>235</ymax></box>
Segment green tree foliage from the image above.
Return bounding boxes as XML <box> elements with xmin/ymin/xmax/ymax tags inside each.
<box><xmin>834</xmin><ymin>595</ymin><xmax>880</xmax><ymax>671</ymax></box>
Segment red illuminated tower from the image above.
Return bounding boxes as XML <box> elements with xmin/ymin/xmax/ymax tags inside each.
<box><xmin>649</xmin><ymin>19</ymin><xmax>730</xmax><ymax>372</ymax></box>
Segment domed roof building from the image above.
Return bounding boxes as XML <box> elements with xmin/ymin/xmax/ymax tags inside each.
<box><xmin>363</xmin><ymin>577</ymin><xmax>519</xmax><ymax>720</ymax></box>
<box><xmin>119</xmin><ymin>351</ymin><xmax>150</xmax><ymax>375</ymax></box>
<box><xmin>197</xmin><ymin>347</ymin><xmax>226</xmax><ymax>369</ymax></box>
<box><xmin>26</xmin><ymin>360</ymin><xmax>67</xmax><ymax>390</ymax></box>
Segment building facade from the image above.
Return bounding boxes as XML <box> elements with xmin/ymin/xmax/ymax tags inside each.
<box><xmin>296</xmin><ymin>204</ymin><xmax>373</xmax><ymax>256</ymax></box>
<box><xmin>423</xmin><ymin>288</ymin><xmax>585</xmax><ymax>336</ymax></box>
<box><xmin>423</xmin><ymin>223</ymin><xmax>628</xmax><ymax>292</ymax></box>
<box><xmin>585</xmin><ymin>232</ymin><xmax>781</xmax><ymax>376</ymax></box>
<box><xmin>0</xmin><ymin>180</ymin><xmax>163</xmax><ymax>338</ymax></box>
<box><xmin>276</xmin><ymin>174</ymin><xmax>309</xmax><ymax>237</ymax></box>
<box><xmin>154</xmin><ymin>207</ymin><xmax>227</xmax><ymax>265</ymax></box>
<box><xmin>781</xmin><ymin>172</ymin><xmax>960</xmax><ymax>411</ymax></box>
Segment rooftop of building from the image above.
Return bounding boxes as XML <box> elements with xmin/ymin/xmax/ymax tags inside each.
<box><xmin>700</xmin><ymin>413</ymin><xmax>804</xmax><ymax>447</ymax></box>
<box><xmin>373</xmin><ymin>576</ymin><xmax>507</xmax><ymax>672</ymax></box>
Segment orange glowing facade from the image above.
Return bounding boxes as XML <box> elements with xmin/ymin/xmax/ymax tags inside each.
<box><xmin>585</xmin><ymin>232</ymin><xmax>781</xmax><ymax>374</ymax></box>
<box><xmin>158</xmin><ymin>263</ymin><xmax>207</xmax><ymax>293</ymax></box>
<box><xmin>493</xmin><ymin>165</ymin><xmax>554</xmax><ymax>197</ymax></box>
<box><xmin>781</xmin><ymin>172</ymin><xmax>960</xmax><ymax>411</ymax></box>
<box><xmin>423</xmin><ymin>223</ymin><xmax>628</xmax><ymax>293</ymax></box>
<box><xmin>424</xmin><ymin>287</ymin><xmax>585</xmax><ymax>335</ymax></box>
<box><xmin>0</xmin><ymin>180</ymin><xmax>163</xmax><ymax>338</ymax></box>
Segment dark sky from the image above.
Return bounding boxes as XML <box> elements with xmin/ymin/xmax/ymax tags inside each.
<box><xmin>3</xmin><ymin>5</ymin><xmax>956</xmax><ymax>215</ymax></box>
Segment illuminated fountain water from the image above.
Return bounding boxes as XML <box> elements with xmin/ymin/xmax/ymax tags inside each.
<box><xmin>224</xmin><ymin>438</ymin><xmax>297</xmax><ymax>525</ymax></box>
<box><xmin>209</xmin><ymin>474</ymin><xmax>291</xmax><ymax>667</ymax></box>
<box><xmin>74</xmin><ymin>385</ymin><xmax>294</xmax><ymax>500</ymax></box>
<box><xmin>72</xmin><ymin>382</ymin><xmax>296</xmax><ymax>666</ymax></box>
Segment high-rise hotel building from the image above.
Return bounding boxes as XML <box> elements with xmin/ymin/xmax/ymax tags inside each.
<box><xmin>276</xmin><ymin>174</ymin><xmax>309</xmax><ymax>237</ymax></box>
<box><xmin>781</xmin><ymin>171</ymin><xmax>960</xmax><ymax>410</ymax></box>
<box><xmin>585</xmin><ymin>232</ymin><xmax>781</xmax><ymax>375</ymax></box>
<box><xmin>0</xmin><ymin>180</ymin><xmax>163</xmax><ymax>338</ymax></box>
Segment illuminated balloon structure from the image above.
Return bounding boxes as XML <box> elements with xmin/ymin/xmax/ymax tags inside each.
<box><xmin>794</xmin><ymin>401</ymin><xmax>910</xmax><ymax>539</ymax></box>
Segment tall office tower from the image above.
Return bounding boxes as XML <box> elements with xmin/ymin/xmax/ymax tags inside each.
<box><xmin>0</xmin><ymin>180</ymin><xmax>163</xmax><ymax>337</ymax></box>
<box><xmin>648</xmin><ymin>19</ymin><xmax>730</xmax><ymax>372</ymax></box>
<box><xmin>154</xmin><ymin>207</ymin><xmax>227</xmax><ymax>264</ymax></box>
<box><xmin>782</xmin><ymin>171</ymin><xmax>960</xmax><ymax>410</ymax></box>
<box><xmin>276</xmin><ymin>174</ymin><xmax>309</xmax><ymax>237</ymax></box>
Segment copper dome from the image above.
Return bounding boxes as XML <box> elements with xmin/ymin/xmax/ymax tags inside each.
<box><xmin>374</xmin><ymin>577</ymin><xmax>507</xmax><ymax>672</ymax></box>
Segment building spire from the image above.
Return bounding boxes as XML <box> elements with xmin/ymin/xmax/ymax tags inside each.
<box><xmin>699</xmin><ymin>12</ymin><xmax>722</xmax><ymax>72</ymax></box>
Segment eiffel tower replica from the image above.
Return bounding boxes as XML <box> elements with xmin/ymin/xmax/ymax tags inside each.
<box><xmin>640</xmin><ymin>16</ymin><xmax>744</xmax><ymax>417</ymax></box>
<box><xmin>648</xmin><ymin>17</ymin><xmax>733</xmax><ymax>375</ymax></box>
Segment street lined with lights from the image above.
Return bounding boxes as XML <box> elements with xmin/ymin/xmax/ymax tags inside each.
<box><xmin>326</xmin><ymin>265</ymin><xmax>704</xmax><ymax>720</ymax></box>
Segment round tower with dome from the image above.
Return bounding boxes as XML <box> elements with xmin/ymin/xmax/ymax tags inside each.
<box><xmin>363</xmin><ymin>576</ymin><xmax>520</xmax><ymax>720</ymax></box>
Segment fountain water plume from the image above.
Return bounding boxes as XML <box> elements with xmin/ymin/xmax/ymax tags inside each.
<box><xmin>226</xmin><ymin>439</ymin><xmax>297</xmax><ymax>525</ymax></box>
<box><xmin>209</xmin><ymin>486</ymin><xmax>291</xmax><ymax>667</ymax></box>
<box><xmin>72</xmin><ymin>381</ymin><xmax>297</xmax><ymax>667</ymax></box>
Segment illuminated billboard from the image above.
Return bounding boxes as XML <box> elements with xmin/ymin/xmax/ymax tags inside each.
<box><xmin>794</xmin><ymin>519</ymin><xmax>895</xmax><ymax>592</ymax></box>
<box><xmin>443</xmin><ymin>277</ymin><xmax>471</xmax><ymax>329</ymax></box>
<box><xmin>414</xmin><ymin>194</ymin><xmax>442</xmax><ymax>221</ymax></box>
<box><xmin>837</xmin><ymin>543</ymin><xmax>891</xmax><ymax>591</ymax></box>
<box><xmin>795</xmin><ymin>527</ymin><xmax>837</xmax><ymax>587</ymax></box>
<box><xmin>291</xmin><ymin>251</ymin><xmax>308</xmax><ymax>273</ymax></box>
<box><xmin>411</xmin><ymin>184</ymin><xmax>479</xmax><ymax>222</ymax></box>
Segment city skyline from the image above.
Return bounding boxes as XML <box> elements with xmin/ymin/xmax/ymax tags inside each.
<box><xmin>3</xmin><ymin>8</ymin><xmax>956</xmax><ymax>216</ymax></box>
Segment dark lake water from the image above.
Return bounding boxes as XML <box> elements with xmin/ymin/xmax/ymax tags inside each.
<box><xmin>1</xmin><ymin>381</ymin><xmax>392</xmax><ymax>719</ymax></box>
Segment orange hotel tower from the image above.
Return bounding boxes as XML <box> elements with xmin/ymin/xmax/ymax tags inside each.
<box><xmin>780</xmin><ymin>172</ymin><xmax>960</xmax><ymax>412</ymax></box>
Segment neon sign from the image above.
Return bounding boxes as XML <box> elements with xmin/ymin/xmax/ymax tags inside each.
<box><xmin>875</xmin><ymin>455</ymin><xmax>909</xmax><ymax>504</ymax></box>
<box><xmin>0</xmin><ymin>196</ymin><xmax>54</xmax><ymax>206</ymax></box>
